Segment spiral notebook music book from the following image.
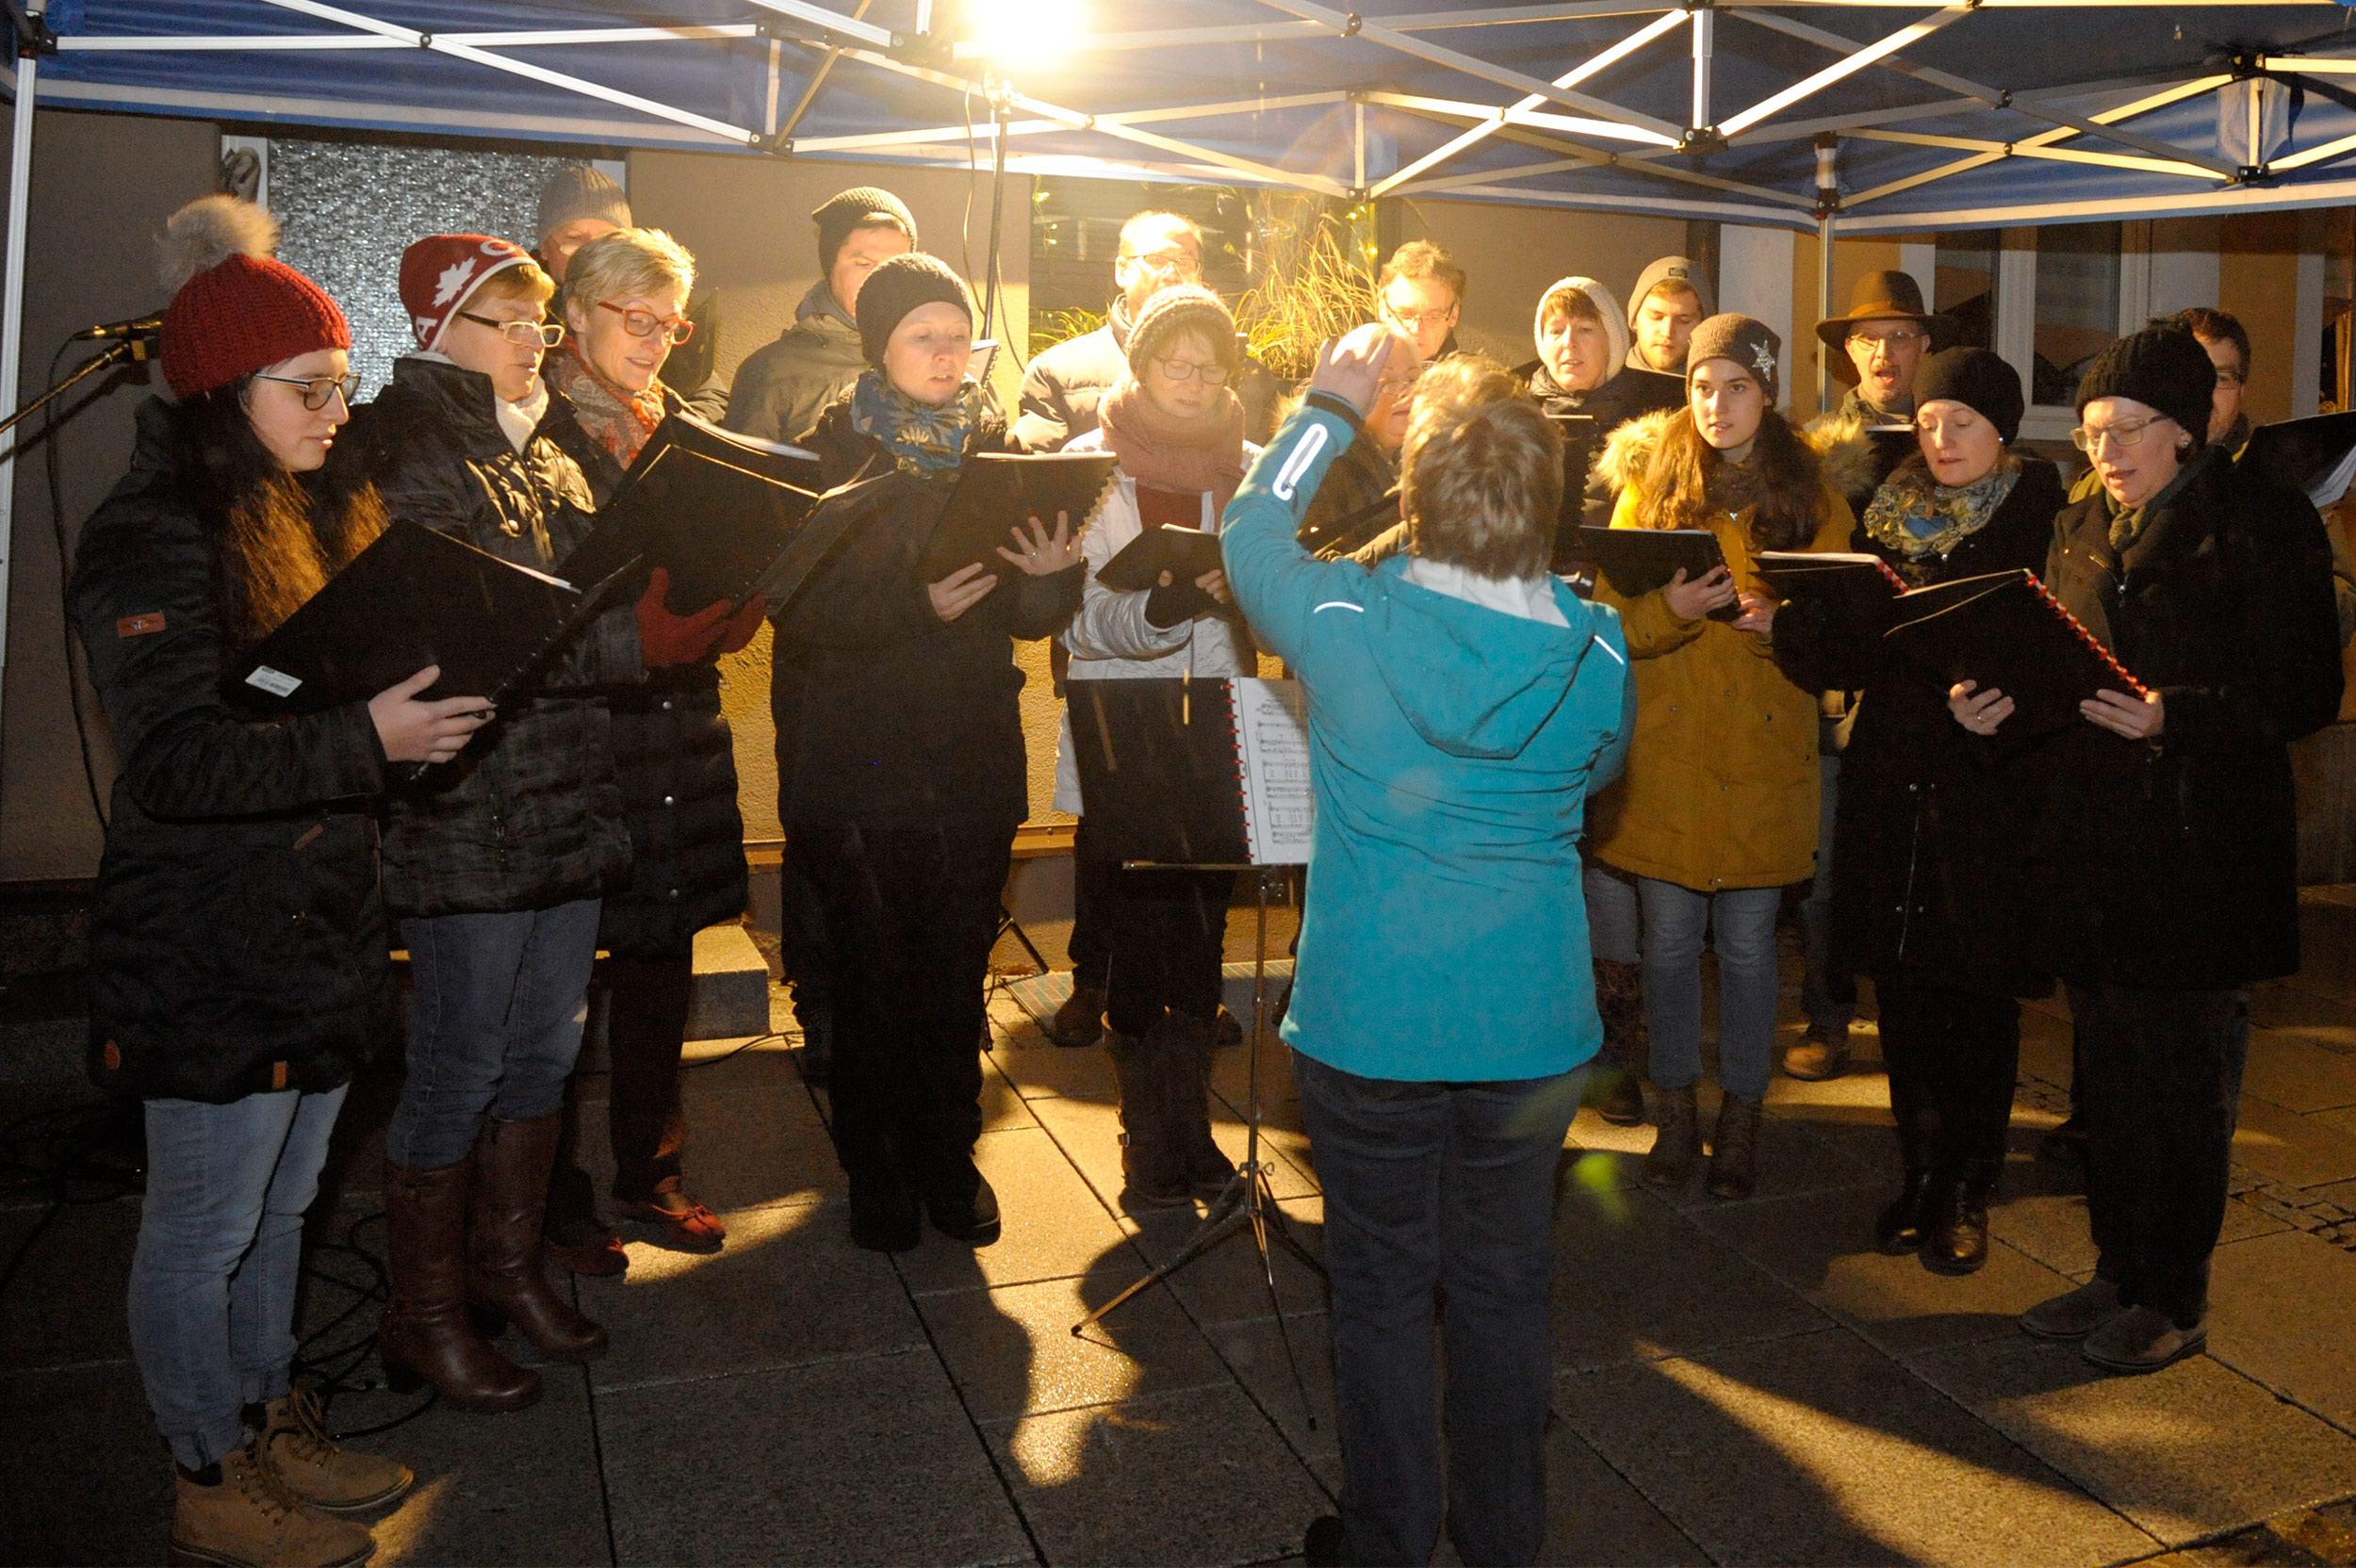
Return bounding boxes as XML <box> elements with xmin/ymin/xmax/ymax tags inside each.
<box><xmin>222</xmin><ymin>521</ymin><xmax>611</xmax><ymax>715</ymax></box>
<box><xmin>1066</xmin><ymin>677</ymin><xmax>1314</xmax><ymax>867</ymax></box>
<box><xmin>1573</xmin><ymin>525</ymin><xmax>1742</xmax><ymax>622</ymax></box>
<box><xmin>557</xmin><ymin>411</ymin><xmax>823</xmax><ymax>612</ymax></box>
<box><xmin>1882</xmin><ymin>567</ymin><xmax>2148</xmax><ymax>734</ymax></box>
<box><xmin>918</xmin><ymin>449</ymin><xmax>1121</xmax><ymax>581</ymax></box>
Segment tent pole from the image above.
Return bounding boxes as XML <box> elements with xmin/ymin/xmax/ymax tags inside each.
<box><xmin>1691</xmin><ymin>6</ymin><xmax>1712</xmax><ymax>136</ymax></box>
<box><xmin>1815</xmin><ymin>212</ymin><xmax>1834</xmax><ymax>416</ymax></box>
<box><xmin>0</xmin><ymin>39</ymin><xmax>39</xmax><ymax>759</ymax></box>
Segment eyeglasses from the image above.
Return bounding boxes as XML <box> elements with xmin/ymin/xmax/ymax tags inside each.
<box><xmin>251</xmin><ymin>371</ymin><xmax>359</xmax><ymax>412</ymax></box>
<box><xmin>457</xmin><ymin>311</ymin><xmax>565</xmax><ymax>348</ymax></box>
<box><xmin>1383</xmin><ymin>305</ymin><xmax>1458</xmax><ymax>331</ymax></box>
<box><xmin>2070</xmin><ymin>416</ymin><xmax>2166</xmax><ymax>452</ymax></box>
<box><xmin>1121</xmin><ymin>249</ymin><xmax>1201</xmax><ymax>277</ymax></box>
<box><xmin>1153</xmin><ymin>358</ymin><xmax>1232</xmax><ymax>385</ymax></box>
<box><xmin>597</xmin><ymin>300</ymin><xmax>695</xmax><ymax>346</ymax></box>
<box><xmin>1847</xmin><ymin>326</ymin><xmax>1926</xmax><ymax>350</ymax></box>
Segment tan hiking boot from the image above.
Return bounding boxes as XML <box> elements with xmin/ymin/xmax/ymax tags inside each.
<box><xmin>257</xmin><ymin>1388</ymin><xmax>414</xmax><ymax>1514</ymax></box>
<box><xmin>170</xmin><ymin>1444</ymin><xmax>374</xmax><ymax>1568</ymax></box>
<box><xmin>1782</xmin><ymin>1023</ymin><xmax>1851</xmax><ymax>1082</ymax></box>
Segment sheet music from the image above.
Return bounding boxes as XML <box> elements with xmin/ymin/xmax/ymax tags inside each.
<box><xmin>1232</xmin><ymin>677</ymin><xmax>1314</xmax><ymax>865</ymax></box>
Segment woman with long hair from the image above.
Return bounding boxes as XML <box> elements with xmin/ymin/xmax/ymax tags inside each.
<box><xmin>1772</xmin><ymin>349</ymin><xmax>2064</xmax><ymax>1272</ymax></box>
<box><xmin>1052</xmin><ymin>284</ymin><xmax>1257</xmax><ymax>1209</ymax></box>
<box><xmin>74</xmin><ymin>197</ymin><xmax>491</xmax><ymax>1567</ymax></box>
<box><xmin>778</xmin><ymin>253</ymin><xmax>1083</xmax><ymax>1252</ymax></box>
<box><xmin>536</xmin><ymin>226</ymin><xmax>765</xmax><ymax>1273</ymax></box>
<box><xmin>1589</xmin><ymin>314</ymin><xmax>1868</xmax><ymax>1200</ymax></box>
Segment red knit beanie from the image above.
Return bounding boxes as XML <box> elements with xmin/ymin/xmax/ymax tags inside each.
<box><xmin>399</xmin><ymin>235</ymin><xmax>535</xmax><ymax>350</ymax></box>
<box><xmin>157</xmin><ymin>196</ymin><xmax>349</xmax><ymax>400</ymax></box>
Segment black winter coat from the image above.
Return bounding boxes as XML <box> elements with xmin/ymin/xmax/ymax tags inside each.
<box><xmin>2022</xmin><ymin>449</ymin><xmax>2343</xmax><ymax>990</ymax></box>
<box><xmin>1518</xmin><ymin>361</ymin><xmax>1687</xmax><ymax>565</ymax></box>
<box><xmin>1773</xmin><ymin>456</ymin><xmax>2066</xmax><ymax>997</ymax></box>
<box><xmin>328</xmin><ymin>357</ymin><xmax>640</xmax><ymax>919</ymax></box>
<box><xmin>71</xmin><ymin>400</ymin><xmax>393</xmax><ymax>1102</ymax></box>
<box><xmin>775</xmin><ymin>398</ymin><xmax>1083</xmax><ymax>830</ymax></box>
<box><xmin>539</xmin><ymin>384</ymin><xmax>749</xmax><ymax>961</ymax></box>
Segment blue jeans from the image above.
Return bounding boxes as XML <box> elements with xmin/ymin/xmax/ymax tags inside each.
<box><xmin>1638</xmin><ymin>878</ymin><xmax>1782</xmax><ymax>1102</ymax></box>
<box><xmin>1582</xmin><ymin>860</ymin><xmax>1641</xmax><ymax>968</ymax></box>
<box><xmin>387</xmin><ymin>900</ymin><xmax>601</xmax><ymax>1170</ymax></box>
<box><xmin>1294</xmin><ymin>1050</ymin><xmax>1586</xmax><ymax>1567</ymax></box>
<box><xmin>128</xmin><ymin>1084</ymin><xmax>349</xmax><ymax>1471</ymax></box>
<box><xmin>1800</xmin><ymin>751</ymin><xmax>1856</xmax><ymax>1032</ymax></box>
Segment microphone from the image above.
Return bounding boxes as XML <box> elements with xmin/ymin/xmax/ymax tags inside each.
<box><xmin>74</xmin><ymin>315</ymin><xmax>163</xmax><ymax>343</ymax></box>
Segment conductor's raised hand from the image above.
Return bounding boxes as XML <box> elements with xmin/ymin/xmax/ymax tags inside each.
<box><xmin>1307</xmin><ymin>323</ymin><xmax>1412</xmax><ymax>418</ymax></box>
<box><xmin>997</xmin><ymin>512</ymin><xmax>1082</xmax><ymax>577</ymax></box>
<box><xmin>1948</xmin><ymin>678</ymin><xmax>2013</xmax><ymax>736</ymax></box>
<box><xmin>929</xmin><ymin>562</ymin><xmax>999</xmax><ymax>622</ymax></box>
<box><xmin>1662</xmin><ymin>565</ymin><xmax>1737</xmax><ymax>621</ymax></box>
<box><xmin>369</xmin><ymin>665</ymin><xmax>494</xmax><ymax>766</ymax></box>
<box><xmin>2082</xmin><ymin>687</ymin><xmax>2164</xmax><ymax>740</ymax></box>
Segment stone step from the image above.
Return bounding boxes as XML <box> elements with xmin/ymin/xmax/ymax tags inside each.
<box><xmin>577</xmin><ymin>922</ymin><xmax>773</xmax><ymax>1071</ymax></box>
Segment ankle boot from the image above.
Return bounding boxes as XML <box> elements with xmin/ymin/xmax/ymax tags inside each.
<box><xmin>1106</xmin><ymin>1029</ymin><xmax>1189</xmax><ymax>1207</ymax></box>
<box><xmin>253</xmin><ymin>1386</ymin><xmax>413</xmax><ymax>1513</ymax></box>
<box><xmin>1154</xmin><ymin>1011</ymin><xmax>1236</xmax><ymax>1199</ymax></box>
<box><xmin>379</xmin><ymin>1157</ymin><xmax>539</xmax><ymax>1413</ymax></box>
<box><xmin>1591</xmin><ymin>960</ymin><xmax>1648</xmax><ymax>1127</ymax></box>
<box><xmin>1642</xmin><ymin>1084</ymin><xmax>1699</xmax><ymax>1190</ymax></box>
<box><xmin>1875</xmin><ymin>1093</ymin><xmax>1934</xmax><ymax>1255</ymax></box>
<box><xmin>467</xmin><ymin>1116</ymin><xmax>609</xmax><ymax>1363</ymax></box>
<box><xmin>1706</xmin><ymin>1093</ymin><xmax>1764</xmax><ymax>1200</ymax></box>
<box><xmin>1920</xmin><ymin>1156</ymin><xmax>2000</xmax><ymax>1275</ymax></box>
<box><xmin>169</xmin><ymin>1444</ymin><xmax>374</xmax><ymax>1568</ymax></box>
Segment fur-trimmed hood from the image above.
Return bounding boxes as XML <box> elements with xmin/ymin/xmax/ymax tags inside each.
<box><xmin>1595</xmin><ymin>402</ymin><xmax>1880</xmax><ymax>506</ymax></box>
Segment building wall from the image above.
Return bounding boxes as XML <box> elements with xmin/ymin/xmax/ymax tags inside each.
<box><xmin>1</xmin><ymin>109</ymin><xmax>221</xmax><ymax>884</ymax></box>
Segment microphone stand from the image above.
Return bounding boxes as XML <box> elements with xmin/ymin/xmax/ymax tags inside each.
<box><xmin>0</xmin><ymin>337</ymin><xmax>148</xmax><ymax>446</ymax></box>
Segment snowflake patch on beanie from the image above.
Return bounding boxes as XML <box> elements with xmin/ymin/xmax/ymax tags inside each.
<box><xmin>434</xmin><ymin>258</ymin><xmax>478</xmax><ymax>307</ymax></box>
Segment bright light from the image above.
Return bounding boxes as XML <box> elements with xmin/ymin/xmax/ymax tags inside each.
<box><xmin>963</xmin><ymin>0</ymin><xmax>1083</xmax><ymax>64</ymax></box>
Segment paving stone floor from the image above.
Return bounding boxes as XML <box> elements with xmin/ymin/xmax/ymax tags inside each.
<box><xmin>11</xmin><ymin>894</ymin><xmax>2356</xmax><ymax>1566</ymax></box>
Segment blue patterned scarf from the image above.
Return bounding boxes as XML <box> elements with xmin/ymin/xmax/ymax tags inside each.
<box><xmin>849</xmin><ymin>368</ymin><xmax>984</xmax><ymax>477</ymax></box>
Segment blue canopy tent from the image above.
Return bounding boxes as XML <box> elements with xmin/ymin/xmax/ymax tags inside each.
<box><xmin>7</xmin><ymin>0</ymin><xmax>2356</xmax><ymax>733</ymax></box>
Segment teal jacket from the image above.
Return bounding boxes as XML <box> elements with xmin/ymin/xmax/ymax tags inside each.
<box><xmin>1221</xmin><ymin>398</ymin><xmax>1632</xmax><ymax>1084</ymax></box>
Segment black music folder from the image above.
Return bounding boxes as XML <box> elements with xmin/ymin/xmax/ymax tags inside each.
<box><xmin>222</xmin><ymin>521</ymin><xmax>614</xmax><ymax>713</ymax></box>
<box><xmin>2236</xmin><ymin>410</ymin><xmax>2356</xmax><ymax>510</ymax></box>
<box><xmin>1575</xmin><ymin>526</ymin><xmax>1740</xmax><ymax>621</ymax></box>
<box><xmin>917</xmin><ymin>450</ymin><xmax>1120</xmax><ymax>581</ymax></box>
<box><xmin>1754</xmin><ymin>551</ymin><xmax>1910</xmax><ymax>635</ymax></box>
<box><xmin>1067</xmin><ymin>677</ymin><xmax>1313</xmax><ymax>868</ymax></box>
<box><xmin>1096</xmin><ymin>525</ymin><xmax>1225</xmax><ymax>594</ymax></box>
<box><xmin>558</xmin><ymin>412</ymin><xmax>824</xmax><ymax>612</ymax></box>
<box><xmin>1883</xmin><ymin>568</ymin><xmax>2149</xmax><ymax>734</ymax></box>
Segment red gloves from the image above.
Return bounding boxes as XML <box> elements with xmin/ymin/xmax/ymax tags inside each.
<box><xmin>714</xmin><ymin>595</ymin><xmax>769</xmax><ymax>656</ymax></box>
<box><xmin>635</xmin><ymin>568</ymin><xmax>735</xmax><ymax>667</ymax></box>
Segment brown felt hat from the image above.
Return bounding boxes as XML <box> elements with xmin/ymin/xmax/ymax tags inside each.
<box><xmin>1814</xmin><ymin>270</ymin><xmax>1956</xmax><ymax>379</ymax></box>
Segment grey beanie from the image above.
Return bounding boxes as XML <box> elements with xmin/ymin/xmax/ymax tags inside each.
<box><xmin>1534</xmin><ymin>277</ymin><xmax>1630</xmax><ymax>382</ymax></box>
<box><xmin>1686</xmin><ymin>313</ymin><xmax>1782</xmax><ymax>404</ymax></box>
<box><xmin>1628</xmin><ymin>255</ymin><xmax>1715</xmax><ymax>326</ymax></box>
<box><xmin>536</xmin><ymin>166</ymin><xmax>631</xmax><ymax>244</ymax></box>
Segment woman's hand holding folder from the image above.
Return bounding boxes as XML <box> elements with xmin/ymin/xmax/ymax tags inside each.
<box><xmin>369</xmin><ymin>665</ymin><xmax>494</xmax><ymax>766</ymax></box>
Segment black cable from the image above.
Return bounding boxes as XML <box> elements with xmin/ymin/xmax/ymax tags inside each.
<box><xmin>0</xmin><ymin>1099</ymin><xmax>144</xmax><ymax>1312</ymax></box>
<box><xmin>289</xmin><ymin>1208</ymin><xmax>438</xmax><ymax>1441</ymax></box>
<box><xmin>43</xmin><ymin>336</ymin><xmax>114</xmax><ymax>832</ymax></box>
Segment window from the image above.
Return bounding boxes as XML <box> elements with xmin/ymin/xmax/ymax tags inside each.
<box><xmin>2032</xmin><ymin>222</ymin><xmax>2123</xmax><ymax>407</ymax></box>
<box><xmin>1933</xmin><ymin>230</ymin><xmax>1997</xmax><ymax>352</ymax></box>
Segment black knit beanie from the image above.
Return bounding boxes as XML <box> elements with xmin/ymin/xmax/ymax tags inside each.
<box><xmin>1685</xmin><ymin>313</ymin><xmax>1781</xmax><ymax>403</ymax></box>
<box><xmin>812</xmin><ymin>187</ymin><xmax>919</xmax><ymax>274</ymax></box>
<box><xmin>1915</xmin><ymin>347</ymin><xmax>2025</xmax><ymax>444</ymax></box>
<box><xmin>2074</xmin><ymin>325</ymin><xmax>2214</xmax><ymax>446</ymax></box>
<box><xmin>855</xmin><ymin>253</ymin><xmax>974</xmax><ymax>368</ymax></box>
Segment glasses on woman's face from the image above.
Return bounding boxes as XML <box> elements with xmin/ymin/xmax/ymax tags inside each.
<box><xmin>458</xmin><ymin>311</ymin><xmax>565</xmax><ymax>349</ymax></box>
<box><xmin>2071</xmin><ymin>416</ymin><xmax>2164</xmax><ymax>453</ymax></box>
<box><xmin>597</xmin><ymin>301</ymin><xmax>695</xmax><ymax>345</ymax></box>
<box><xmin>251</xmin><ymin>371</ymin><xmax>359</xmax><ymax>412</ymax></box>
<box><xmin>1154</xmin><ymin>358</ymin><xmax>1232</xmax><ymax>386</ymax></box>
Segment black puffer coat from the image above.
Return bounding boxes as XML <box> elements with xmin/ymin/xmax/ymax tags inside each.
<box><xmin>2022</xmin><ymin>449</ymin><xmax>2343</xmax><ymax>990</ymax></box>
<box><xmin>328</xmin><ymin>357</ymin><xmax>640</xmax><ymax>919</ymax></box>
<box><xmin>71</xmin><ymin>400</ymin><xmax>393</xmax><ymax>1102</ymax></box>
<box><xmin>539</xmin><ymin>383</ymin><xmax>748</xmax><ymax>961</ymax></box>
<box><xmin>1773</xmin><ymin>456</ymin><xmax>2066</xmax><ymax>998</ymax></box>
<box><xmin>776</xmin><ymin>397</ymin><xmax>1083</xmax><ymax>830</ymax></box>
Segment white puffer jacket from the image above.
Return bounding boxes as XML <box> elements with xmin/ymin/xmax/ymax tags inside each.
<box><xmin>1053</xmin><ymin>428</ymin><xmax>1261</xmax><ymax>814</ymax></box>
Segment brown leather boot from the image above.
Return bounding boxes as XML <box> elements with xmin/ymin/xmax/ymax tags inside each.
<box><xmin>169</xmin><ymin>1444</ymin><xmax>374</xmax><ymax>1568</ymax></box>
<box><xmin>468</xmin><ymin>1116</ymin><xmax>609</xmax><ymax>1363</ymax></box>
<box><xmin>1642</xmin><ymin>1084</ymin><xmax>1699</xmax><ymax>1190</ymax></box>
<box><xmin>379</xmin><ymin>1158</ymin><xmax>540</xmax><ymax>1413</ymax></box>
<box><xmin>1105</xmin><ymin>1029</ymin><xmax>1189</xmax><ymax>1208</ymax></box>
<box><xmin>1591</xmin><ymin>959</ymin><xmax>1648</xmax><ymax>1127</ymax></box>
<box><xmin>1154</xmin><ymin>1011</ymin><xmax>1236</xmax><ymax>1199</ymax></box>
<box><xmin>1706</xmin><ymin>1093</ymin><xmax>1765</xmax><ymax>1200</ymax></box>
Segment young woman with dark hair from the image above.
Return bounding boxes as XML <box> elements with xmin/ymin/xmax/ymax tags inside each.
<box><xmin>778</xmin><ymin>253</ymin><xmax>1083</xmax><ymax>1253</ymax></box>
<box><xmin>1589</xmin><ymin>314</ymin><xmax>1869</xmax><ymax>1200</ymax></box>
<box><xmin>74</xmin><ymin>197</ymin><xmax>492</xmax><ymax>1568</ymax></box>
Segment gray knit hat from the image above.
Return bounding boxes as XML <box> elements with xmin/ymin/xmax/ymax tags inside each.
<box><xmin>1686</xmin><ymin>314</ymin><xmax>1782</xmax><ymax>404</ymax></box>
<box><xmin>2074</xmin><ymin>325</ymin><xmax>2214</xmax><ymax>448</ymax></box>
<box><xmin>535</xmin><ymin>166</ymin><xmax>630</xmax><ymax>245</ymax></box>
<box><xmin>1627</xmin><ymin>255</ymin><xmax>1714</xmax><ymax>326</ymax></box>
<box><xmin>812</xmin><ymin>187</ymin><xmax>918</xmax><ymax>274</ymax></box>
<box><xmin>855</xmin><ymin>252</ymin><xmax>973</xmax><ymax>368</ymax></box>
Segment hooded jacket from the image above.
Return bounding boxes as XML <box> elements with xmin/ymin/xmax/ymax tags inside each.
<box><xmin>1221</xmin><ymin>398</ymin><xmax>1632</xmax><ymax>1084</ymax></box>
<box><xmin>725</xmin><ymin>281</ymin><xmax>867</xmax><ymax>448</ymax></box>
<box><xmin>73</xmin><ymin>400</ymin><xmax>393</xmax><ymax>1102</ymax></box>
<box><xmin>1585</xmin><ymin>407</ymin><xmax>1873</xmax><ymax>890</ymax></box>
